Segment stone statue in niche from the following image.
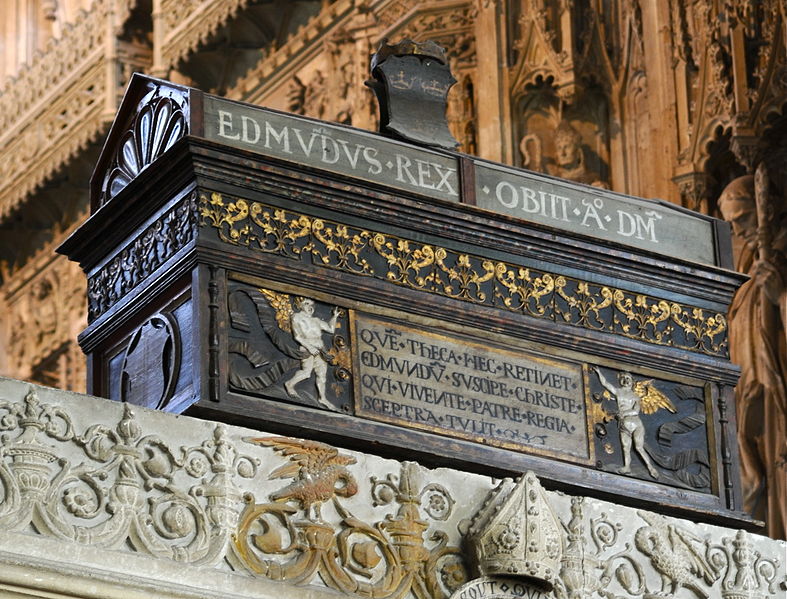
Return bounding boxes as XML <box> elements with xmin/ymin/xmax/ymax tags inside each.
<box><xmin>227</xmin><ymin>285</ymin><xmax>351</xmax><ymax>413</ymax></box>
<box><xmin>718</xmin><ymin>168</ymin><xmax>787</xmax><ymax>540</ymax></box>
<box><xmin>593</xmin><ymin>367</ymin><xmax>674</xmax><ymax>478</ymax></box>
<box><xmin>516</xmin><ymin>83</ymin><xmax>610</xmax><ymax>188</ymax></box>
<box><xmin>31</xmin><ymin>278</ymin><xmax>57</xmax><ymax>349</ymax></box>
<box><xmin>549</xmin><ymin>121</ymin><xmax>607</xmax><ymax>188</ymax></box>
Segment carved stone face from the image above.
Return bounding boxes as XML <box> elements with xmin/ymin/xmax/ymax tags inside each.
<box><xmin>555</xmin><ymin>134</ymin><xmax>581</xmax><ymax>167</ymax></box>
<box><xmin>719</xmin><ymin>193</ymin><xmax>757</xmax><ymax>244</ymax></box>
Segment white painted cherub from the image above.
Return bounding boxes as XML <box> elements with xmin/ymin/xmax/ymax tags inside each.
<box><xmin>284</xmin><ymin>298</ymin><xmax>339</xmax><ymax>408</ymax></box>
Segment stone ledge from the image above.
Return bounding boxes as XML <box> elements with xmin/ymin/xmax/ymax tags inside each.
<box><xmin>0</xmin><ymin>376</ymin><xmax>784</xmax><ymax>599</ymax></box>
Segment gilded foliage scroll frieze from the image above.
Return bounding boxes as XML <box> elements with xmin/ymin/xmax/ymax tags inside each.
<box><xmin>199</xmin><ymin>192</ymin><xmax>728</xmax><ymax>357</ymax></box>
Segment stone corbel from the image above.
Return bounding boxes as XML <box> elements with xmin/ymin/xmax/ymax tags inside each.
<box><xmin>673</xmin><ymin>171</ymin><xmax>713</xmax><ymax>213</ymax></box>
<box><xmin>730</xmin><ymin>123</ymin><xmax>761</xmax><ymax>174</ymax></box>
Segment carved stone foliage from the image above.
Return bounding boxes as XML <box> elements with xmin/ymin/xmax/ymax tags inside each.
<box><xmin>200</xmin><ymin>192</ymin><xmax>730</xmax><ymax>358</ymax></box>
<box><xmin>590</xmin><ymin>367</ymin><xmax>714</xmax><ymax>492</ymax></box>
<box><xmin>0</xmin><ymin>387</ymin><xmax>259</xmax><ymax>564</ymax></box>
<box><xmin>227</xmin><ymin>283</ymin><xmax>353</xmax><ymax>413</ymax></box>
<box><xmin>549</xmin><ymin>498</ymin><xmax>785</xmax><ymax>599</ymax></box>
<box><xmin>100</xmin><ymin>88</ymin><xmax>188</xmax><ymax>206</ymax></box>
<box><xmin>235</xmin><ymin>456</ymin><xmax>467</xmax><ymax>598</ymax></box>
<box><xmin>87</xmin><ymin>192</ymin><xmax>197</xmax><ymax>321</ymax></box>
<box><xmin>0</xmin><ymin>381</ymin><xmax>469</xmax><ymax>596</ymax></box>
<box><xmin>670</xmin><ymin>0</ymin><xmax>786</xmax><ymax>173</ymax></box>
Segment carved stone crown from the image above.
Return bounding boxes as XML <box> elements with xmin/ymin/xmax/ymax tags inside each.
<box><xmin>466</xmin><ymin>472</ymin><xmax>563</xmax><ymax>590</ymax></box>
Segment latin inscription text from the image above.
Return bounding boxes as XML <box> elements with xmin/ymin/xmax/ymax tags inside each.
<box><xmin>354</xmin><ymin>316</ymin><xmax>590</xmax><ymax>461</ymax></box>
<box><xmin>205</xmin><ymin>97</ymin><xmax>459</xmax><ymax>202</ymax></box>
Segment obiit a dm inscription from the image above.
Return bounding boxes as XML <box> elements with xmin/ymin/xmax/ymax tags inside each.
<box><xmin>352</xmin><ymin>314</ymin><xmax>592</xmax><ymax>463</ymax></box>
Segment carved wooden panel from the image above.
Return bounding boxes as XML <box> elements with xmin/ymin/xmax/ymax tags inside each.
<box><xmin>221</xmin><ymin>276</ymin><xmax>726</xmax><ymax>501</ymax></box>
<box><xmin>227</xmin><ymin>283</ymin><xmax>353</xmax><ymax>414</ymax></box>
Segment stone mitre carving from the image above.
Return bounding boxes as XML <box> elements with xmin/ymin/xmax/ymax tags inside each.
<box><xmin>466</xmin><ymin>472</ymin><xmax>563</xmax><ymax>590</ymax></box>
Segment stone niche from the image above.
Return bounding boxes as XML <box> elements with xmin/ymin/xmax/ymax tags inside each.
<box><xmin>59</xmin><ymin>74</ymin><xmax>750</xmax><ymax>529</ymax></box>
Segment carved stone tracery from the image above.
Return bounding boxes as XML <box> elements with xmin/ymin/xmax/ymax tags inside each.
<box><xmin>2</xmin><ymin>250</ymin><xmax>86</xmax><ymax>390</ymax></box>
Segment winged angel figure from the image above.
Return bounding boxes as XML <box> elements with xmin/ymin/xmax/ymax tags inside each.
<box><xmin>593</xmin><ymin>367</ymin><xmax>676</xmax><ymax>478</ymax></box>
<box><xmin>229</xmin><ymin>289</ymin><xmax>340</xmax><ymax>411</ymax></box>
<box><xmin>245</xmin><ymin>436</ymin><xmax>358</xmax><ymax>521</ymax></box>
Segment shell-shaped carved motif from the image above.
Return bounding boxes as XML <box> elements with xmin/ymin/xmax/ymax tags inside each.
<box><xmin>102</xmin><ymin>93</ymin><xmax>187</xmax><ymax>204</ymax></box>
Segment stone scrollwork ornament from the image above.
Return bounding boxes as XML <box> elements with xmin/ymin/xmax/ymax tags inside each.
<box><xmin>467</xmin><ymin>472</ymin><xmax>562</xmax><ymax>590</ymax></box>
<box><xmin>233</xmin><ymin>456</ymin><xmax>467</xmax><ymax>598</ymax></box>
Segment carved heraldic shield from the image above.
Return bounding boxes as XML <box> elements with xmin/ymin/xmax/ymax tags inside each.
<box><xmin>367</xmin><ymin>39</ymin><xmax>459</xmax><ymax>150</ymax></box>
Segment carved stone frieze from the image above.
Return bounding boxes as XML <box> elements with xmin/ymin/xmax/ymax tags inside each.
<box><xmin>0</xmin><ymin>377</ymin><xmax>785</xmax><ymax>599</ymax></box>
<box><xmin>200</xmin><ymin>192</ymin><xmax>730</xmax><ymax>358</ymax></box>
<box><xmin>87</xmin><ymin>192</ymin><xmax>197</xmax><ymax>321</ymax></box>
<box><xmin>157</xmin><ymin>0</ymin><xmax>252</xmax><ymax>73</ymax></box>
<box><xmin>0</xmin><ymin>382</ymin><xmax>258</xmax><ymax>564</ymax></box>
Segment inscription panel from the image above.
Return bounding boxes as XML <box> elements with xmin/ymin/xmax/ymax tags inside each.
<box><xmin>204</xmin><ymin>96</ymin><xmax>460</xmax><ymax>202</ymax></box>
<box><xmin>352</xmin><ymin>314</ymin><xmax>592</xmax><ymax>464</ymax></box>
<box><xmin>475</xmin><ymin>162</ymin><xmax>717</xmax><ymax>265</ymax></box>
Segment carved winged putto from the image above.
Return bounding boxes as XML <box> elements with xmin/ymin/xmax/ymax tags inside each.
<box><xmin>633</xmin><ymin>380</ymin><xmax>677</xmax><ymax>414</ymax></box>
<box><xmin>245</xmin><ymin>436</ymin><xmax>358</xmax><ymax>520</ymax></box>
<box><xmin>634</xmin><ymin>512</ymin><xmax>717</xmax><ymax>599</ymax></box>
<box><xmin>228</xmin><ymin>287</ymin><xmax>344</xmax><ymax>412</ymax></box>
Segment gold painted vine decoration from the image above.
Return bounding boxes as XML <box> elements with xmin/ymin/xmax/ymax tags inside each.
<box><xmin>199</xmin><ymin>192</ymin><xmax>728</xmax><ymax>358</ymax></box>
